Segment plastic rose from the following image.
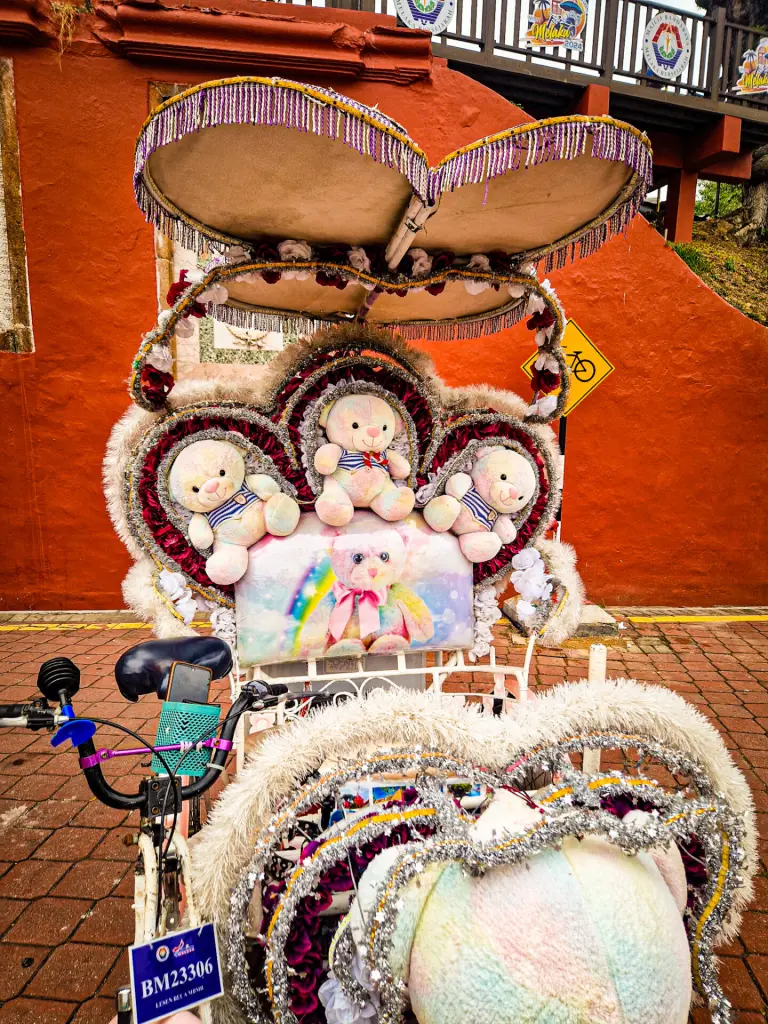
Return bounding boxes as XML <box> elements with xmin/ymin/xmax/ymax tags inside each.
<box><xmin>278</xmin><ymin>239</ymin><xmax>313</xmax><ymax>261</ymax></box>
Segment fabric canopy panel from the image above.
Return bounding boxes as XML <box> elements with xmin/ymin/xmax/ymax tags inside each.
<box><xmin>146</xmin><ymin>123</ymin><xmax>415</xmax><ymax>248</ymax></box>
<box><xmin>135</xmin><ymin>77</ymin><xmax>652</xmax><ymax>271</ymax></box>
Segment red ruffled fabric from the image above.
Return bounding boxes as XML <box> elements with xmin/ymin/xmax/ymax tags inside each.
<box><xmin>531</xmin><ymin>368</ymin><xmax>561</xmax><ymax>395</ymax></box>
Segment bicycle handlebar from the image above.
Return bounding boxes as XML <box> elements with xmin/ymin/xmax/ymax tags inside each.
<box><xmin>0</xmin><ymin>680</ymin><xmax>297</xmax><ymax>813</ymax></box>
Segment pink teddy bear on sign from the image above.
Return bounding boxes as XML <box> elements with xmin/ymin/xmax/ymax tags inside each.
<box><xmin>423</xmin><ymin>445</ymin><xmax>538</xmax><ymax>563</ymax></box>
<box><xmin>302</xmin><ymin>522</ymin><xmax>434</xmax><ymax>657</ymax></box>
<box><xmin>314</xmin><ymin>394</ymin><xmax>416</xmax><ymax>526</ymax></box>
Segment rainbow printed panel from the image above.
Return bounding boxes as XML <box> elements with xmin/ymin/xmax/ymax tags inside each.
<box><xmin>235</xmin><ymin>510</ymin><xmax>474</xmax><ymax>666</ymax></box>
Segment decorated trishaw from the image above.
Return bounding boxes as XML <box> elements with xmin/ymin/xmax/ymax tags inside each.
<box><xmin>1</xmin><ymin>76</ymin><xmax>756</xmax><ymax>1024</ymax></box>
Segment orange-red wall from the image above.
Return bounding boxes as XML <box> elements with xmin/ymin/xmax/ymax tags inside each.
<box><xmin>1</xmin><ymin>27</ymin><xmax>766</xmax><ymax>610</ymax></box>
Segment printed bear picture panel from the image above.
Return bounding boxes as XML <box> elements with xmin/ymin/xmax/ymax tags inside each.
<box><xmin>235</xmin><ymin>510</ymin><xmax>474</xmax><ymax>666</ymax></box>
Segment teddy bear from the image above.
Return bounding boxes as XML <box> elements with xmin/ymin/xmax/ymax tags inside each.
<box><xmin>168</xmin><ymin>439</ymin><xmax>300</xmax><ymax>586</ymax></box>
<box><xmin>300</xmin><ymin>518</ymin><xmax>434</xmax><ymax>657</ymax></box>
<box><xmin>313</xmin><ymin>393</ymin><xmax>415</xmax><ymax>527</ymax></box>
<box><xmin>423</xmin><ymin>446</ymin><xmax>537</xmax><ymax>563</ymax></box>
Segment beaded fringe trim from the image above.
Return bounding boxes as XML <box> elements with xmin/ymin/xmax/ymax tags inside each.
<box><xmin>134</xmin><ymin>77</ymin><xmax>652</xmax><ymax>270</ymax></box>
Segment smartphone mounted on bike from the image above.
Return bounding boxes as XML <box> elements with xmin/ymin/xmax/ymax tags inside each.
<box><xmin>165</xmin><ymin>661</ymin><xmax>213</xmax><ymax>705</ymax></box>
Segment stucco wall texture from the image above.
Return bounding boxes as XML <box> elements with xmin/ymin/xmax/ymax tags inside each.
<box><xmin>0</xmin><ymin>37</ymin><xmax>766</xmax><ymax>611</ymax></box>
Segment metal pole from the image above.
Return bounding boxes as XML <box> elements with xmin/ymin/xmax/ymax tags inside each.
<box><xmin>714</xmin><ymin>181</ymin><xmax>721</xmax><ymax>217</ymax></box>
<box><xmin>555</xmin><ymin>415</ymin><xmax>567</xmax><ymax>542</ymax></box>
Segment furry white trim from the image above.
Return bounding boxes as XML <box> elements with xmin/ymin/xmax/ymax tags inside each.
<box><xmin>190</xmin><ymin>680</ymin><xmax>756</xmax><ymax>984</ymax></box>
<box><xmin>122</xmin><ymin>558</ymin><xmax>196</xmax><ymax>638</ymax></box>
<box><xmin>534</xmin><ymin>538</ymin><xmax>585</xmax><ymax>647</ymax></box>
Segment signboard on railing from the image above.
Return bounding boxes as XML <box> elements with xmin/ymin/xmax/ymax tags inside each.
<box><xmin>735</xmin><ymin>37</ymin><xmax>768</xmax><ymax>94</ymax></box>
<box><xmin>395</xmin><ymin>0</ymin><xmax>456</xmax><ymax>35</ymax></box>
<box><xmin>642</xmin><ymin>13</ymin><xmax>691</xmax><ymax>81</ymax></box>
<box><xmin>523</xmin><ymin>0</ymin><xmax>588</xmax><ymax>52</ymax></box>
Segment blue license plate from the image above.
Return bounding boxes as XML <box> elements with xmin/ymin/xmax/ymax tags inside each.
<box><xmin>129</xmin><ymin>923</ymin><xmax>224</xmax><ymax>1024</ymax></box>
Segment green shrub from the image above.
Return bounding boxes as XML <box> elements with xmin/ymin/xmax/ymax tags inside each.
<box><xmin>724</xmin><ymin>257</ymin><xmax>736</xmax><ymax>272</ymax></box>
<box><xmin>668</xmin><ymin>243</ymin><xmax>710</xmax><ymax>276</ymax></box>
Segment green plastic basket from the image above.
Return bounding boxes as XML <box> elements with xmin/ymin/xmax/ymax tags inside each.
<box><xmin>151</xmin><ymin>701</ymin><xmax>221</xmax><ymax>778</ymax></box>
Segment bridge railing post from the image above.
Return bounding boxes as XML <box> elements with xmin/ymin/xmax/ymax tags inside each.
<box><xmin>708</xmin><ymin>5</ymin><xmax>726</xmax><ymax>102</ymax></box>
<box><xmin>600</xmin><ymin>0</ymin><xmax>618</xmax><ymax>84</ymax></box>
<box><xmin>481</xmin><ymin>0</ymin><xmax>496</xmax><ymax>58</ymax></box>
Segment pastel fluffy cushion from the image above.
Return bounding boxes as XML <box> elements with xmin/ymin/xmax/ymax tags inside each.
<box><xmin>352</xmin><ymin>792</ymin><xmax>691</xmax><ymax>1024</ymax></box>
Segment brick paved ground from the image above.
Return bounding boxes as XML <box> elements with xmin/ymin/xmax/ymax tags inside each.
<box><xmin>0</xmin><ymin>612</ymin><xmax>765</xmax><ymax>1023</ymax></box>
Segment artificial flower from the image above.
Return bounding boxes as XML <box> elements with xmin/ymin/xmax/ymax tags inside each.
<box><xmin>174</xmin><ymin>318</ymin><xmax>196</xmax><ymax>340</ymax></box>
<box><xmin>527</xmin><ymin>307</ymin><xmax>556</xmax><ymax>332</ymax></box>
<box><xmin>147</xmin><ymin>344</ymin><xmax>173</xmax><ymax>373</ymax></box>
<box><xmin>278</xmin><ymin>239</ymin><xmax>313</xmax><ymax>261</ymax></box>
<box><xmin>198</xmin><ymin>283</ymin><xmax>228</xmax><ymax>305</ymax></box>
<box><xmin>516</xmin><ymin>599</ymin><xmax>536</xmax><ymax>620</ymax></box>
<box><xmin>466</xmin><ymin>253</ymin><xmax>491</xmax><ymax>272</ymax></box>
<box><xmin>464</xmin><ymin>280</ymin><xmax>490</xmax><ymax>294</ymax></box>
<box><xmin>347</xmin><ymin>247</ymin><xmax>371</xmax><ymax>273</ymax></box>
<box><xmin>531</xmin><ymin>367</ymin><xmax>561</xmax><ymax>394</ymax></box>
<box><xmin>408</xmin><ymin>248</ymin><xmax>433</xmax><ymax>276</ymax></box>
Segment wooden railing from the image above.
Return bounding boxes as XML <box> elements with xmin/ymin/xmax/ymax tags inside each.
<box><xmin>280</xmin><ymin>0</ymin><xmax>768</xmax><ymax>118</ymax></box>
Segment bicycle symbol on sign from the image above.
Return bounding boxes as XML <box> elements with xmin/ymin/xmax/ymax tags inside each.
<box><xmin>565</xmin><ymin>349</ymin><xmax>596</xmax><ymax>383</ymax></box>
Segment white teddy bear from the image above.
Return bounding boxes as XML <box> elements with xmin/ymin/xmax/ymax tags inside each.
<box><xmin>314</xmin><ymin>393</ymin><xmax>415</xmax><ymax>526</ymax></box>
<box><xmin>423</xmin><ymin>446</ymin><xmax>537</xmax><ymax>563</ymax></box>
<box><xmin>168</xmin><ymin>439</ymin><xmax>300</xmax><ymax>585</ymax></box>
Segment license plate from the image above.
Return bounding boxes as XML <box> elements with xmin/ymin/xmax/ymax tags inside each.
<box><xmin>129</xmin><ymin>923</ymin><xmax>224</xmax><ymax>1024</ymax></box>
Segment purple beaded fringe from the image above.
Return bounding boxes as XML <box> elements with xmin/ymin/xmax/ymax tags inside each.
<box><xmin>134</xmin><ymin>80</ymin><xmax>652</xmax><ymax>274</ymax></box>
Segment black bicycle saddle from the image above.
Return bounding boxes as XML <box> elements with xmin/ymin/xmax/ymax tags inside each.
<box><xmin>114</xmin><ymin>637</ymin><xmax>233</xmax><ymax>702</ymax></box>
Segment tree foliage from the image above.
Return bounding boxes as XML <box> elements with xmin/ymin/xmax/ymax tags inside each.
<box><xmin>695</xmin><ymin>181</ymin><xmax>743</xmax><ymax>217</ymax></box>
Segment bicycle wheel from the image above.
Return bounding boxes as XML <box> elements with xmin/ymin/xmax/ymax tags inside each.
<box><xmin>573</xmin><ymin>358</ymin><xmax>596</xmax><ymax>383</ymax></box>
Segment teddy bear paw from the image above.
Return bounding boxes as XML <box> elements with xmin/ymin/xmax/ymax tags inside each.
<box><xmin>315</xmin><ymin>494</ymin><xmax>355</xmax><ymax>527</ymax></box>
<box><xmin>423</xmin><ymin>495</ymin><xmax>461</xmax><ymax>533</ymax></box>
<box><xmin>206</xmin><ymin>546</ymin><xmax>249</xmax><ymax>585</ymax></box>
<box><xmin>459</xmin><ymin>532</ymin><xmax>503</xmax><ymax>563</ymax></box>
<box><xmin>264</xmin><ymin>493</ymin><xmax>300</xmax><ymax>537</ymax></box>
<box><xmin>370</xmin><ymin>486</ymin><xmax>415</xmax><ymax>522</ymax></box>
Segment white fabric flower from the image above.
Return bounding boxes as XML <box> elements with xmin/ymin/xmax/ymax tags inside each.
<box><xmin>518</xmin><ymin>262</ymin><xmax>537</xmax><ymax>277</ymax></box>
<box><xmin>175</xmin><ymin>594</ymin><xmax>197</xmax><ymax>625</ymax></box>
<box><xmin>184</xmin><ymin>267</ymin><xmax>206</xmax><ymax>285</ymax></box>
<box><xmin>508</xmin><ymin>283</ymin><xmax>526</xmax><ymax>299</ymax></box>
<box><xmin>526</xmin><ymin>394</ymin><xmax>558</xmax><ymax>418</ymax></box>
<box><xmin>408</xmin><ymin>248</ymin><xmax>433</xmax><ymax>276</ymax></box>
<box><xmin>147</xmin><ymin>344</ymin><xmax>173</xmax><ymax>373</ymax></box>
<box><xmin>516</xmin><ymin>600</ymin><xmax>536</xmax><ymax>620</ymax></box>
<box><xmin>174</xmin><ymin>318</ymin><xmax>196</xmax><ymax>339</ymax></box>
<box><xmin>535</xmin><ymin>352</ymin><xmax>560</xmax><ymax>374</ymax></box>
<box><xmin>278</xmin><ymin>239</ymin><xmax>312</xmax><ymax>261</ymax></box>
<box><xmin>282</xmin><ymin>270</ymin><xmax>312</xmax><ymax>281</ymax></box>
<box><xmin>347</xmin><ymin>246</ymin><xmax>372</xmax><ymax>273</ymax></box>
<box><xmin>466</xmin><ymin>254</ymin><xmax>491</xmax><ymax>272</ymax></box>
<box><xmin>511</xmin><ymin>549</ymin><xmax>540</xmax><ymax>572</ymax></box>
<box><xmin>158</xmin><ymin>309</ymin><xmax>172</xmax><ymax>327</ymax></box>
<box><xmin>525</xmin><ymin>293</ymin><xmax>545</xmax><ymax>315</ymax></box>
<box><xmin>464</xmin><ymin>280</ymin><xmax>490</xmax><ymax>294</ymax></box>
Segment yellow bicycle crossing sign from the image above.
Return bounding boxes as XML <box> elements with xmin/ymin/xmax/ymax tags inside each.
<box><xmin>521</xmin><ymin>319</ymin><xmax>614</xmax><ymax>416</ymax></box>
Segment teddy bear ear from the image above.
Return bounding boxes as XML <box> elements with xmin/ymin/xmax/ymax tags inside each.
<box><xmin>318</xmin><ymin>400</ymin><xmax>336</xmax><ymax>429</ymax></box>
<box><xmin>475</xmin><ymin>445</ymin><xmax>499</xmax><ymax>460</ymax></box>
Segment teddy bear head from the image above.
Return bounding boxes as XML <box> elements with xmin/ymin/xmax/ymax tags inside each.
<box><xmin>319</xmin><ymin>393</ymin><xmax>404</xmax><ymax>455</ymax></box>
<box><xmin>470</xmin><ymin>446</ymin><xmax>537</xmax><ymax>513</ymax></box>
<box><xmin>329</xmin><ymin>521</ymin><xmax>407</xmax><ymax>591</ymax></box>
<box><xmin>168</xmin><ymin>439</ymin><xmax>246</xmax><ymax>515</ymax></box>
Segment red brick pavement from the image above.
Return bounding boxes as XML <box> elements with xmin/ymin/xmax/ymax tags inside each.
<box><xmin>0</xmin><ymin>614</ymin><xmax>764</xmax><ymax>1022</ymax></box>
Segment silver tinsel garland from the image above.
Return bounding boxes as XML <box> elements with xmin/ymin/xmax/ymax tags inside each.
<box><xmin>222</xmin><ymin>738</ymin><xmax>749</xmax><ymax>1024</ymax></box>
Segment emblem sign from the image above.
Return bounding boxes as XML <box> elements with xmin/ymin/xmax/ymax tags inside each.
<box><xmin>394</xmin><ymin>0</ymin><xmax>456</xmax><ymax>35</ymax></box>
<box><xmin>735</xmin><ymin>37</ymin><xmax>768</xmax><ymax>95</ymax></box>
<box><xmin>642</xmin><ymin>13</ymin><xmax>692</xmax><ymax>81</ymax></box>
<box><xmin>523</xmin><ymin>0</ymin><xmax>589</xmax><ymax>52</ymax></box>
